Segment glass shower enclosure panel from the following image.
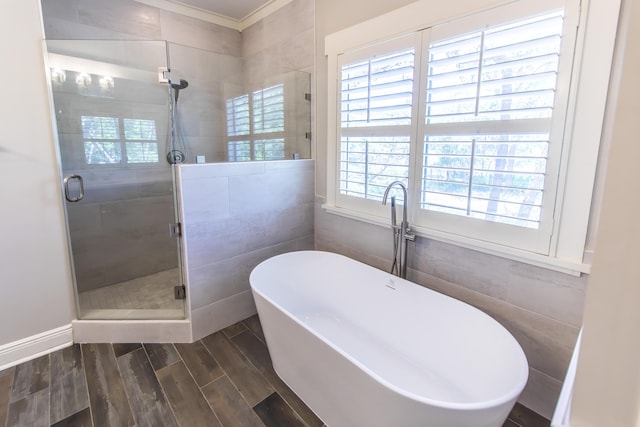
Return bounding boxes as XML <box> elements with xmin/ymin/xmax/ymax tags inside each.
<box><xmin>46</xmin><ymin>40</ymin><xmax>185</xmax><ymax>320</ymax></box>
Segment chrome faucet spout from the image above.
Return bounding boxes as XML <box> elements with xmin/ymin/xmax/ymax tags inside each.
<box><xmin>382</xmin><ymin>181</ymin><xmax>411</xmax><ymax>279</ymax></box>
<box><xmin>382</xmin><ymin>181</ymin><xmax>408</xmax><ymax>228</ymax></box>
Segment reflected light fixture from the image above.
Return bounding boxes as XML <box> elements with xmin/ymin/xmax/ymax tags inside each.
<box><xmin>99</xmin><ymin>75</ymin><xmax>114</xmax><ymax>90</ymax></box>
<box><xmin>75</xmin><ymin>71</ymin><xmax>92</xmax><ymax>87</ymax></box>
<box><xmin>51</xmin><ymin>68</ymin><xmax>66</xmax><ymax>84</ymax></box>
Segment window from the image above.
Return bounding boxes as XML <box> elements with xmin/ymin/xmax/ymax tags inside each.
<box><xmin>226</xmin><ymin>84</ymin><xmax>285</xmax><ymax>161</ymax></box>
<box><xmin>325</xmin><ymin>0</ymin><xmax>619</xmax><ymax>272</ymax></box>
<box><xmin>340</xmin><ymin>45</ymin><xmax>415</xmax><ymax>202</ymax></box>
<box><xmin>81</xmin><ymin>115</ymin><xmax>159</xmax><ymax>165</ymax></box>
<box><xmin>419</xmin><ymin>12</ymin><xmax>563</xmax><ymax>231</ymax></box>
<box><xmin>336</xmin><ymin>6</ymin><xmax>569</xmax><ymax>252</ymax></box>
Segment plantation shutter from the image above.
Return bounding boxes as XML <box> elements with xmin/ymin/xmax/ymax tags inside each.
<box><xmin>419</xmin><ymin>10</ymin><xmax>565</xmax><ymax>230</ymax></box>
<box><xmin>337</xmin><ymin>35</ymin><xmax>417</xmax><ymax>207</ymax></box>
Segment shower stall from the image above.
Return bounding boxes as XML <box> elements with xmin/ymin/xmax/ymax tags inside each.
<box><xmin>45</xmin><ymin>39</ymin><xmax>311</xmax><ymax>323</ymax></box>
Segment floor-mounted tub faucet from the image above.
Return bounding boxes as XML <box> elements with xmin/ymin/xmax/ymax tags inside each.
<box><xmin>382</xmin><ymin>181</ymin><xmax>414</xmax><ymax>279</ymax></box>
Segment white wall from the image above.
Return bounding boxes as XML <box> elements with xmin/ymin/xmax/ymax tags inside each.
<box><xmin>571</xmin><ymin>0</ymin><xmax>640</xmax><ymax>424</ymax></box>
<box><xmin>0</xmin><ymin>0</ymin><xmax>75</xmax><ymax>358</ymax></box>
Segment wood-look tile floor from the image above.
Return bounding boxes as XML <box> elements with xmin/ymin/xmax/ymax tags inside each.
<box><xmin>0</xmin><ymin>315</ymin><xmax>550</xmax><ymax>427</ymax></box>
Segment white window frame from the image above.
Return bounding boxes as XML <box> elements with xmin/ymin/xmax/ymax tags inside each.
<box><xmin>324</xmin><ymin>0</ymin><xmax>620</xmax><ymax>275</ymax></box>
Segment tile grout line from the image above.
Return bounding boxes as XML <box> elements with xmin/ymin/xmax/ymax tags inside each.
<box><xmin>77</xmin><ymin>345</ymin><xmax>95</xmax><ymax>427</ymax></box>
<box><xmin>228</xmin><ymin>322</ymin><xmax>311</xmax><ymax>427</ymax></box>
<box><xmin>140</xmin><ymin>344</ymin><xmax>181</xmax><ymax>427</ymax></box>
<box><xmin>172</xmin><ymin>342</ymin><xmax>225</xmax><ymax>427</ymax></box>
<box><xmin>212</xmin><ymin>330</ymin><xmax>275</xmax><ymax>424</ymax></box>
<box><xmin>195</xmin><ymin>337</ymin><xmax>232</xmax><ymax>425</ymax></box>
<box><xmin>200</xmin><ymin>328</ymin><xmax>272</xmax><ymax>418</ymax></box>
<box><xmin>149</xmin><ymin>343</ymin><xmax>182</xmax><ymax>373</ymax></box>
<box><xmin>109</xmin><ymin>344</ymin><xmax>138</xmax><ymax>427</ymax></box>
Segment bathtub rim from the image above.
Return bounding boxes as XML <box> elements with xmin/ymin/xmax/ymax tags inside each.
<box><xmin>250</xmin><ymin>250</ymin><xmax>529</xmax><ymax>411</ymax></box>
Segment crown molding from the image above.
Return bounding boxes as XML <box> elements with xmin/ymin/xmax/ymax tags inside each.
<box><xmin>134</xmin><ymin>0</ymin><xmax>242</xmax><ymax>30</ymax></box>
<box><xmin>239</xmin><ymin>0</ymin><xmax>293</xmax><ymax>31</ymax></box>
<box><xmin>133</xmin><ymin>0</ymin><xmax>293</xmax><ymax>32</ymax></box>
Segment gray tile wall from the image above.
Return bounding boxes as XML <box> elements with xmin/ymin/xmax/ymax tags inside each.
<box><xmin>41</xmin><ymin>0</ymin><xmax>242</xmax><ymax>53</ymax></box>
<box><xmin>42</xmin><ymin>0</ymin><xmax>313</xmax><ymax>164</ymax></box>
<box><xmin>177</xmin><ymin>160</ymin><xmax>315</xmax><ymax>340</ymax></box>
<box><xmin>315</xmin><ymin>197</ymin><xmax>586</xmax><ymax>419</ymax></box>
<box><xmin>241</xmin><ymin>0</ymin><xmax>315</xmax><ymax>83</ymax></box>
<box><xmin>167</xmin><ymin>42</ymin><xmax>244</xmax><ymax>164</ymax></box>
<box><xmin>240</xmin><ymin>0</ymin><xmax>314</xmax><ymax>160</ymax></box>
<box><xmin>41</xmin><ymin>0</ymin><xmax>313</xmax><ymax>292</ymax></box>
<box><xmin>42</xmin><ymin>0</ymin><xmax>244</xmax><ymax>165</ymax></box>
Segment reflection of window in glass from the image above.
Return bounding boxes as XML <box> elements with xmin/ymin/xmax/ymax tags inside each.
<box><xmin>228</xmin><ymin>141</ymin><xmax>251</xmax><ymax>162</ymax></box>
<box><xmin>124</xmin><ymin>118</ymin><xmax>159</xmax><ymax>163</ymax></box>
<box><xmin>81</xmin><ymin>115</ymin><xmax>158</xmax><ymax>165</ymax></box>
<box><xmin>253</xmin><ymin>84</ymin><xmax>285</xmax><ymax>134</ymax></box>
<box><xmin>226</xmin><ymin>84</ymin><xmax>285</xmax><ymax>161</ymax></box>
<box><xmin>81</xmin><ymin>116</ymin><xmax>121</xmax><ymax>164</ymax></box>
<box><xmin>226</xmin><ymin>95</ymin><xmax>250</xmax><ymax>137</ymax></box>
<box><xmin>255</xmin><ymin>139</ymin><xmax>285</xmax><ymax>160</ymax></box>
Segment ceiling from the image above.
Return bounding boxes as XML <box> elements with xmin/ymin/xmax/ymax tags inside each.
<box><xmin>166</xmin><ymin>0</ymin><xmax>274</xmax><ymax>21</ymax></box>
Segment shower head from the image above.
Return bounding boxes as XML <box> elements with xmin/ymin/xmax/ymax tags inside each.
<box><xmin>171</xmin><ymin>79</ymin><xmax>189</xmax><ymax>90</ymax></box>
<box><xmin>170</xmin><ymin>79</ymin><xmax>189</xmax><ymax>103</ymax></box>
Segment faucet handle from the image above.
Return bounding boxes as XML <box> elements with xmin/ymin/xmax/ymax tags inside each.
<box><xmin>404</xmin><ymin>224</ymin><xmax>415</xmax><ymax>241</ymax></box>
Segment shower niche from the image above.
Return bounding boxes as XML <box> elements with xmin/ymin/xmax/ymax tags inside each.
<box><xmin>45</xmin><ymin>39</ymin><xmax>312</xmax><ymax>322</ymax></box>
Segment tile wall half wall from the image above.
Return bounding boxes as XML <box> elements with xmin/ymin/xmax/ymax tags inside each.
<box><xmin>177</xmin><ymin>160</ymin><xmax>315</xmax><ymax>341</ymax></box>
<box><xmin>315</xmin><ymin>197</ymin><xmax>587</xmax><ymax>420</ymax></box>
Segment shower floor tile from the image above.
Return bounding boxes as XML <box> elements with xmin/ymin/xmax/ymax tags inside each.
<box><xmin>78</xmin><ymin>268</ymin><xmax>184</xmax><ymax>319</ymax></box>
<box><xmin>0</xmin><ymin>315</ymin><xmax>550</xmax><ymax>427</ymax></box>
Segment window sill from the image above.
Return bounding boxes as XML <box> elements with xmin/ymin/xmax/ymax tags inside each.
<box><xmin>322</xmin><ymin>204</ymin><xmax>590</xmax><ymax>277</ymax></box>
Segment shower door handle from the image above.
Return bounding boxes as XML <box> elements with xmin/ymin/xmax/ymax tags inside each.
<box><xmin>63</xmin><ymin>174</ymin><xmax>84</xmax><ymax>202</ymax></box>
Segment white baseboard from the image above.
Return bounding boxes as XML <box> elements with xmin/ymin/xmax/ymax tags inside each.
<box><xmin>0</xmin><ymin>324</ymin><xmax>73</xmax><ymax>371</ymax></box>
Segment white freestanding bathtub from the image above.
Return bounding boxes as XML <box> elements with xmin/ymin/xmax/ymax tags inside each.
<box><xmin>250</xmin><ymin>251</ymin><xmax>528</xmax><ymax>427</ymax></box>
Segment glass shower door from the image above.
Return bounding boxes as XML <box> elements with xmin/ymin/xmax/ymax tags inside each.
<box><xmin>46</xmin><ymin>40</ymin><xmax>185</xmax><ymax>320</ymax></box>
